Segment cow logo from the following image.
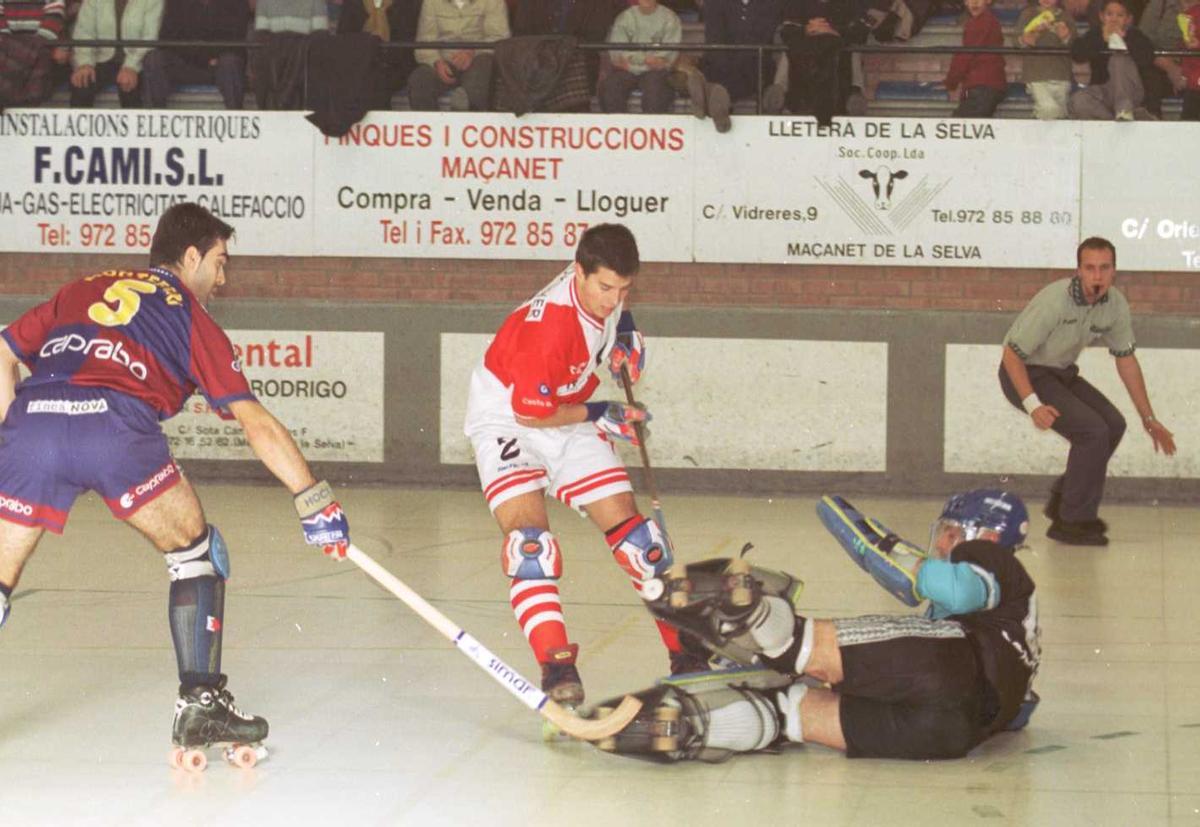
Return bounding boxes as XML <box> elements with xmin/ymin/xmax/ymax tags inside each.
<box><xmin>859</xmin><ymin>167</ymin><xmax>908</xmax><ymax>210</ymax></box>
<box><xmin>816</xmin><ymin>165</ymin><xmax>949</xmax><ymax>236</ymax></box>
<box><xmin>538</xmin><ymin>383</ymin><xmax>550</xmax><ymax>396</ymax></box>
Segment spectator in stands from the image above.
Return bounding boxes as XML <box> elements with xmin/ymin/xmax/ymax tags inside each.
<box><xmin>409</xmin><ymin>0</ymin><xmax>510</xmax><ymax>111</ymax></box>
<box><xmin>600</xmin><ymin>0</ymin><xmax>681</xmax><ymax>113</ymax></box>
<box><xmin>0</xmin><ymin>0</ymin><xmax>65</xmax><ymax>107</ymax></box>
<box><xmin>945</xmin><ymin>0</ymin><xmax>1006</xmax><ymax>117</ymax></box>
<box><xmin>702</xmin><ymin>0</ymin><xmax>784</xmax><ymax>131</ymax></box>
<box><xmin>0</xmin><ymin>0</ymin><xmax>66</xmax><ymax>40</ymax></box>
<box><xmin>250</xmin><ymin>0</ymin><xmax>326</xmax><ymax>109</ymax></box>
<box><xmin>141</xmin><ymin>0</ymin><xmax>251</xmax><ymax>109</ymax></box>
<box><xmin>1138</xmin><ymin>0</ymin><xmax>1187</xmax><ymax>116</ymax></box>
<box><xmin>508</xmin><ymin>0</ymin><xmax>624</xmax><ymax>111</ymax></box>
<box><xmin>337</xmin><ymin>0</ymin><xmax>421</xmax><ymax>110</ymax></box>
<box><xmin>1069</xmin><ymin>0</ymin><xmax>1156</xmax><ymax>118</ymax></box>
<box><xmin>1178</xmin><ymin>0</ymin><xmax>1200</xmax><ymax>118</ymax></box>
<box><xmin>1015</xmin><ymin>0</ymin><xmax>1076</xmax><ymax>118</ymax></box>
<box><xmin>775</xmin><ymin>0</ymin><xmax>861</xmax><ymax>125</ymax></box>
<box><xmin>67</xmin><ymin>0</ymin><xmax>162</xmax><ymax>108</ymax></box>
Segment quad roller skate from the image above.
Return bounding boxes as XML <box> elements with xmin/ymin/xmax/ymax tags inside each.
<box><xmin>167</xmin><ymin>676</ymin><xmax>269</xmax><ymax>772</ymax></box>
<box><xmin>640</xmin><ymin>555</ymin><xmax>804</xmax><ymax>668</ymax></box>
<box><xmin>540</xmin><ymin>644</ymin><xmax>585</xmax><ymax>742</ymax></box>
<box><xmin>590</xmin><ymin>666</ymin><xmax>792</xmax><ymax>762</ymax></box>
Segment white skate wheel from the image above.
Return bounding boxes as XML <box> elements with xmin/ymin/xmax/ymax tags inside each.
<box><xmin>641</xmin><ymin>578</ymin><xmax>665</xmax><ymax>601</ymax></box>
<box><xmin>168</xmin><ymin>747</ymin><xmax>185</xmax><ymax>769</ymax></box>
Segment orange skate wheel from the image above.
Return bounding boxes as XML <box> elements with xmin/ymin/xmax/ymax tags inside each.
<box><xmin>182</xmin><ymin>749</ymin><xmax>207</xmax><ymax>772</ymax></box>
<box><xmin>168</xmin><ymin>746</ymin><xmax>186</xmax><ymax>769</ymax></box>
<box><xmin>651</xmin><ymin>735</ymin><xmax>679</xmax><ymax>751</ymax></box>
<box><xmin>228</xmin><ymin>745</ymin><xmax>258</xmax><ymax>769</ymax></box>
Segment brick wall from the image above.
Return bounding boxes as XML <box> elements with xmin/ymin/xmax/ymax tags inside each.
<box><xmin>2</xmin><ymin>252</ymin><xmax>1197</xmax><ymax>315</ymax></box>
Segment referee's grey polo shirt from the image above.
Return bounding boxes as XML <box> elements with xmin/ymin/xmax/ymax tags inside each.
<box><xmin>1004</xmin><ymin>277</ymin><xmax>1137</xmax><ymax>369</ymax></box>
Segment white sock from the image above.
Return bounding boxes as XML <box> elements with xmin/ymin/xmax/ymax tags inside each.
<box><xmin>776</xmin><ymin>683</ymin><xmax>808</xmax><ymax>743</ymax></box>
<box><xmin>751</xmin><ymin>596</ymin><xmax>798</xmax><ymax>658</ymax></box>
<box><xmin>704</xmin><ymin>693</ymin><xmax>780</xmax><ymax>752</ymax></box>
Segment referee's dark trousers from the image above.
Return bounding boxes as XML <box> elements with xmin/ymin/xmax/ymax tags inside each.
<box><xmin>999</xmin><ymin>364</ymin><xmax>1126</xmax><ymax>522</ymax></box>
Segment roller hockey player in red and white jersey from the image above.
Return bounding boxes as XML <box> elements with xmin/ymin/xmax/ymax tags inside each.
<box><xmin>464</xmin><ymin>223</ymin><xmax>704</xmax><ymax>709</ymax></box>
<box><xmin>586</xmin><ymin>489</ymin><xmax>1042</xmax><ymax>762</ymax></box>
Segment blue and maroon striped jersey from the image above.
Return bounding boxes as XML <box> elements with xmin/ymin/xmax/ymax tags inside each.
<box><xmin>2</xmin><ymin>267</ymin><xmax>255</xmax><ymax>419</ymax></box>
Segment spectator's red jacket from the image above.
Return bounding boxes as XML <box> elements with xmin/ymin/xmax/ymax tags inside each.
<box><xmin>945</xmin><ymin>9</ymin><xmax>1006</xmax><ymax>93</ymax></box>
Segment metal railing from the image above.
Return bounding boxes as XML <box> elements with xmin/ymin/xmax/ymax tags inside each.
<box><xmin>18</xmin><ymin>34</ymin><xmax>1199</xmax><ymax>114</ymax></box>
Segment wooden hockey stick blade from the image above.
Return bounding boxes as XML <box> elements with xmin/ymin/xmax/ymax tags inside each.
<box><xmin>540</xmin><ymin>696</ymin><xmax>643</xmax><ymax>741</ymax></box>
<box><xmin>343</xmin><ymin>544</ymin><xmax>642</xmax><ymax>741</ymax></box>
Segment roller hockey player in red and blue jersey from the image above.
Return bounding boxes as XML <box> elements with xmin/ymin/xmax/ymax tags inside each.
<box><xmin>464</xmin><ymin>223</ymin><xmax>706</xmax><ymax>710</ymax></box>
<box><xmin>0</xmin><ymin>203</ymin><xmax>351</xmax><ymax>770</ymax></box>
<box><xmin>586</xmin><ymin>489</ymin><xmax>1041</xmax><ymax>762</ymax></box>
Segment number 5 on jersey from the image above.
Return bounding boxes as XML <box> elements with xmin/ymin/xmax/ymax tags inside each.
<box><xmin>88</xmin><ymin>279</ymin><xmax>158</xmax><ymax>327</ymax></box>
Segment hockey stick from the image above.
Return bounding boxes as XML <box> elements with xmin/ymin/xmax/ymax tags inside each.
<box><xmin>343</xmin><ymin>543</ymin><xmax>642</xmax><ymax>741</ymax></box>
<box><xmin>619</xmin><ymin>366</ymin><xmax>673</xmax><ymax>553</ymax></box>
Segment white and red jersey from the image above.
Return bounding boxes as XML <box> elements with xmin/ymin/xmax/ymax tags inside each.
<box><xmin>473</xmin><ymin>264</ymin><xmax>621</xmax><ymax>421</ymax></box>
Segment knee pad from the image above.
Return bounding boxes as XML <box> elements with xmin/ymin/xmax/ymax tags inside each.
<box><xmin>609</xmin><ymin>516</ymin><xmax>672</xmax><ymax>582</ymax></box>
<box><xmin>0</xmin><ymin>587</ymin><xmax>10</xmax><ymax>629</ymax></box>
<box><xmin>164</xmin><ymin>525</ymin><xmax>230</xmax><ymax>582</ymax></box>
<box><xmin>502</xmin><ymin>528</ymin><xmax>562</xmax><ymax>580</ymax></box>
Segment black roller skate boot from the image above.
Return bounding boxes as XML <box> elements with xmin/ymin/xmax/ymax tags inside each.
<box><xmin>169</xmin><ymin>674</ymin><xmax>269</xmax><ymax>772</ymax></box>
<box><xmin>540</xmin><ymin>644</ymin><xmax>585</xmax><ymax>707</ymax></box>
<box><xmin>540</xmin><ymin>644</ymin><xmax>585</xmax><ymax>741</ymax></box>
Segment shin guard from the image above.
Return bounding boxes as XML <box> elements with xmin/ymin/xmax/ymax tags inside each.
<box><xmin>591</xmin><ymin>667</ymin><xmax>792</xmax><ymax>762</ymax></box>
<box><xmin>166</xmin><ymin>526</ymin><xmax>230</xmax><ymax>688</ymax></box>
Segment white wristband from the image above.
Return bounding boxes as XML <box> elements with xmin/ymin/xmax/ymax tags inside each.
<box><xmin>1022</xmin><ymin>394</ymin><xmax>1040</xmax><ymax>415</ymax></box>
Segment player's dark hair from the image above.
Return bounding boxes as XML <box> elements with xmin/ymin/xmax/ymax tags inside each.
<box><xmin>1101</xmin><ymin>0</ymin><xmax>1132</xmax><ymax>14</ymax></box>
<box><xmin>1077</xmin><ymin>236</ymin><xmax>1116</xmax><ymax>268</ymax></box>
<box><xmin>575</xmin><ymin>223</ymin><xmax>640</xmax><ymax>278</ymax></box>
<box><xmin>149</xmin><ymin>203</ymin><xmax>234</xmax><ymax>269</ymax></box>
